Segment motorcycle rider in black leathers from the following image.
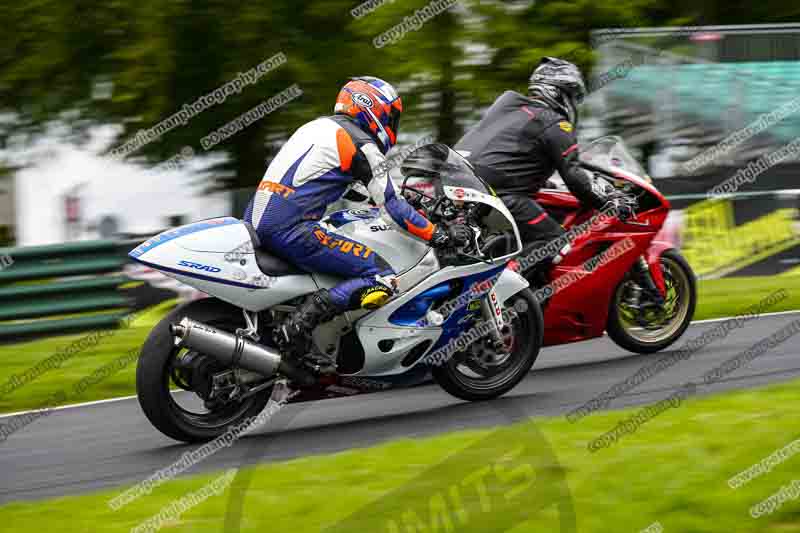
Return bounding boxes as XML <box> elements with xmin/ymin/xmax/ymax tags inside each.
<box><xmin>455</xmin><ymin>57</ymin><xmax>621</xmax><ymax>272</ymax></box>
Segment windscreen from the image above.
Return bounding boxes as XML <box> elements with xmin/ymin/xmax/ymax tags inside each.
<box><xmin>580</xmin><ymin>136</ymin><xmax>649</xmax><ymax>179</ymax></box>
<box><xmin>399</xmin><ymin>143</ymin><xmax>492</xmax><ymax>201</ymax></box>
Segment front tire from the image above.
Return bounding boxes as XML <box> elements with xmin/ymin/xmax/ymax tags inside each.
<box><xmin>432</xmin><ymin>289</ymin><xmax>543</xmax><ymax>401</ymax></box>
<box><xmin>607</xmin><ymin>249</ymin><xmax>697</xmax><ymax>354</ymax></box>
<box><xmin>136</xmin><ymin>298</ymin><xmax>273</xmax><ymax>443</ymax></box>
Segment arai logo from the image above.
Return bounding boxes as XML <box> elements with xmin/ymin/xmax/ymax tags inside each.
<box><xmin>352</xmin><ymin>92</ymin><xmax>373</xmax><ymax>108</ymax></box>
<box><xmin>178</xmin><ymin>260</ymin><xmax>222</xmax><ymax>273</ymax></box>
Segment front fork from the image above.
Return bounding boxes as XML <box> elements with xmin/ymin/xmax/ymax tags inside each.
<box><xmin>480</xmin><ymin>285</ymin><xmax>508</xmax><ymax>351</ymax></box>
<box><xmin>634</xmin><ymin>255</ymin><xmax>666</xmax><ymax>305</ymax></box>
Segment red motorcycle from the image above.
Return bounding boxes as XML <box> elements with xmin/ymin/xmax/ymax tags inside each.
<box><xmin>520</xmin><ymin>136</ymin><xmax>696</xmax><ymax>353</ymax></box>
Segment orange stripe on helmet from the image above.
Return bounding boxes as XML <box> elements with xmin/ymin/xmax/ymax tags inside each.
<box><xmin>386</xmin><ymin>126</ymin><xmax>397</xmax><ymax>146</ymax></box>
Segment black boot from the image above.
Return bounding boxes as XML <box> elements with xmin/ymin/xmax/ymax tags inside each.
<box><xmin>276</xmin><ymin>289</ymin><xmax>338</xmax><ymax>357</ymax></box>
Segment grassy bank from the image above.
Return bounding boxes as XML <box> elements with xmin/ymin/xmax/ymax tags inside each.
<box><xmin>0</xmin><ymin>300</ymin><xmax>177</xmax><ymax>414</ymax></box>
<box><xmin>695</xmin><ymin>275</ymin><xmax>800</xmax><ymax>320</ymax></box>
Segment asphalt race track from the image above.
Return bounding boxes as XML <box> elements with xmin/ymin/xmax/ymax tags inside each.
<box><xmin>2</xmin><ymin>312</ymin><xmax>799</xmax><ymax>504</ymax></box>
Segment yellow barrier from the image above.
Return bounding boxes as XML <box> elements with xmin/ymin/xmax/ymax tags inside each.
<box><xmin>682</xmin><ymin>198</ymin><xmax>800</xmax><ymax>277</ymax></box>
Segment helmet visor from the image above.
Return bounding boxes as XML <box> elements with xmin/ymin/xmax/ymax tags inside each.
<box><xmin>566</xmin><ymin>94</ymin><xmax>579</xmax><ymax>128</ymax></box>
<box><xmin>388</xmin><ymin>102</ymin><xmax>401</xmax><ymax>139</ymax></box>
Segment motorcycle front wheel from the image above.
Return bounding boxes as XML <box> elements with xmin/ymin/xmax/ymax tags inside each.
<box><xmin>606</xmin><ymin>249</ymin><xmax>697</xmax><ymax>354</ymax></box>
<box><xmin>432</xmin><ymin>288</ymin><xmax>543</xmax><ymax>401</ymax></box>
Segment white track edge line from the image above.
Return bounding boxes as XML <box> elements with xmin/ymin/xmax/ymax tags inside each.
<box><xmin>0</xmin><ymin>394</ymin><xmax>139</xmax><ymax>419</ymax></box>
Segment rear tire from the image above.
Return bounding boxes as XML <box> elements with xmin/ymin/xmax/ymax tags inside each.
<box><xmin>432</xmin><ymin>289</ymin><xmax>543</xmax><ymax>401</ymax></box>
<box><xmin>136</xmin><ymin>298</ymin><xmax>273</xmax><ymax>443</ymax></box>
<box><xmin>607</xmin><ymin>249</ymin><xmax>696</xmax><ymax>354</ymax></box>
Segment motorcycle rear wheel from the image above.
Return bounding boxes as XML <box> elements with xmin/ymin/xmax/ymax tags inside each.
<box><xmin>432</xmin><ymin>288</ymin><xmax>543</xmax><ymax>401</ymax></box>
<box><xmin>136</xmin><ymin>298</ymin><xmax>273</xmax><ymax>443</ymax></box>
<box><xmin>606</xmin><ymin>249</ymin><xmax>696</xmax><ymax>354</ymax></box>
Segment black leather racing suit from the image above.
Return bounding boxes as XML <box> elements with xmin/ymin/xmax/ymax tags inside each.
<box><xmin>455</xmin><ymin>91</ymin><xmax>604</xmax><ymax>264</ymax></box>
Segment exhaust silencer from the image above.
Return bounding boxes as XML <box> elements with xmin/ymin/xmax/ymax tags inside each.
<box><xmin>170</xmin><ymin>317</ymin><xmax>315</xmax><ymax>386</ymax></box>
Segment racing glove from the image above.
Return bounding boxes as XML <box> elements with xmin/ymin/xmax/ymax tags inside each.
<box><xmin>429</xmin><ymin>224</ymin><xmax>472</xmax><ymax>248</ymax></box>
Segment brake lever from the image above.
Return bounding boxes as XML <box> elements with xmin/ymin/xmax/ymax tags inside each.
<box><xmin>471</xmin><ymin>226</ymin><xmax>484</xmax><ymax>257</ymax></box>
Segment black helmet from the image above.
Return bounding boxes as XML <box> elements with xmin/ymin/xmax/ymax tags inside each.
<box><xmin>528</xmin><ymin>57</ymin><xmax>587</xmax><ymax>127</ymax></box>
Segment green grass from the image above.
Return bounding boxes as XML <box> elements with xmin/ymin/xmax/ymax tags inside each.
<box><xmin>0</xmin><ymin>273</ymin><xmax>799</xmax><ymax>415</ymax></box>
<box><xmin>0</xmin><ymin>300</ymin><xmax>177</xmax><ymax>414</ymax></box>
<box><xmin>2</xmin><ymin>377</ymin><xmax>800</xmax><ymax>532</ymax></box>
<box><xmin>695</xmin><ymin>275</ymin><xmax>800</xmax><ymax>320</ymax></box>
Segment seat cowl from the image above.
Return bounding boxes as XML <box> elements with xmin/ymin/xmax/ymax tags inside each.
<box><xmin>169</xmin><ymin>217</ymin><xmax>251</xmax><ymax>253</ymax></box>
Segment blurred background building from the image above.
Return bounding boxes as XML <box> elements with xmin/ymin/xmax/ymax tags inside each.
<box><xmin>585</xmin><ymin>23</ymin><xmax>800</xmax><ymax>278</ymax></box>
<box><xmin>0</xmin><ymin>2</ymin><xmax>798</xmax><ymax>307</ymax></box>
<box><xmin>592</xmin><ymin>23</ymin><xmax>800</xmax><ymax>179</ymax></box>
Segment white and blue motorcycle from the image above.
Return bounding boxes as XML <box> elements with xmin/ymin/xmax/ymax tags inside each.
<box><xmin>132</xmin><ymin>144</ymin><xmax>543</xmax><ymax>442</ymax></box>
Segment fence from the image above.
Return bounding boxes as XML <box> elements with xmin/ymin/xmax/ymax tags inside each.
<box><xmin>0</xmin><ymin>239</ymin><xmax>141</xmax><ymax>339</ymax></box>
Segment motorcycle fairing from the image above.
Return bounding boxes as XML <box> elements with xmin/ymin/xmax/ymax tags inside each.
<box><xmin>354</xmin><ymin>262</ymin><xmax>528</xmax><ymax>376</ymax></box>
<box><xmin>129</xmin><ymin>218</ymin><xmax>319</xmax><ymax>311</ymax></box>
<box><xmin>129</xmin><ymin>217</ymin><xmax>241</xmax><ymax>257</ymax></box>
<box><xmin>534</xmin><ymin>141</ymin><xmax>673</xmax><ymax>346</ymax></box>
